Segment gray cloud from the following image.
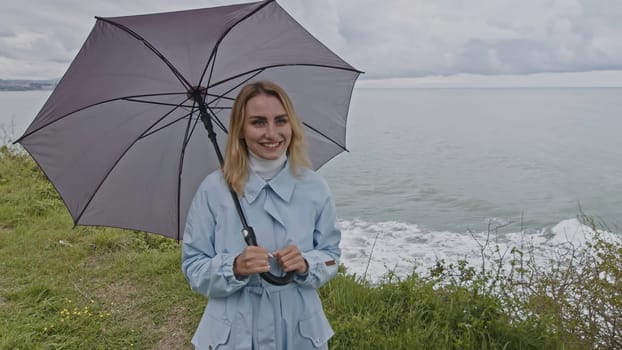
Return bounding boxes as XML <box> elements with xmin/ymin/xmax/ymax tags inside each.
<box><xmin>328</xmin><ymin>0</ymin><xmax>622</xmax><ymax>78</ymax></box>
<box><xmin>1</xmin><ymin>0</ymin><xmax>621</xmax><ymax>80</ymax></box>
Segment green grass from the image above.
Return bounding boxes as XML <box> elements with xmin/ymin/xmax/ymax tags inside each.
<box><xmin>321</xmin><ymin>273</ymin><xmax>563</xmax><ymax>350</ymax></box>
<box><xmin>1</xmin><ymin>145</ymin><xmax>620</xmax><ymax>349</ymax></box>
<box><xmin>0</xmin><ymin>146</ymin><xmax>203</xmax><ymax>349</ymax></box>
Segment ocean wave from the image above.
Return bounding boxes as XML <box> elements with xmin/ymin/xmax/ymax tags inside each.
<box><xmin>338</xmin><ymin>217</ymin><xmax>621</xmax><ymax>282</ymax></box>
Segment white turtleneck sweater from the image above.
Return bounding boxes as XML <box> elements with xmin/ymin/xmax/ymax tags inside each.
<box><xmin>248</xmin><ymin>150</ymin><xmax>287</xmax><ymax>181</ymax></box>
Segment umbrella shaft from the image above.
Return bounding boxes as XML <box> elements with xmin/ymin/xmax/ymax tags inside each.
<box><xmin>192</xmin><ymin>93</ymin><xmax>249</xmax><ymax>229</ymax></box>
<box><xmin>194</xmin><ymin>97</ymin><xmax>224</xmax><ymax>166</ymax></box>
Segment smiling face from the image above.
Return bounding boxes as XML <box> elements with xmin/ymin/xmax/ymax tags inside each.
<box><xmin>242</xmin><ymin>94</ymin><xmax>292</xmax><ymax>160</ymax></box>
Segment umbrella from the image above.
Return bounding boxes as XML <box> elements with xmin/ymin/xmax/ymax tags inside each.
<box><xmin>16</xmin><ymin>0</ymin><xmax>361</xmax><ymax>284</ymax></box>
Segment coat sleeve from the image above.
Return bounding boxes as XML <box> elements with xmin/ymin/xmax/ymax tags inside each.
<box><xmin>296</xmin><ymin>192</ymin><xmax>341</xmax><ymax>289</ymax></box>
<box><xmin>181</xmin><ymin>183</ymin><xmax>248</xmax><ymax>298</ymax></box>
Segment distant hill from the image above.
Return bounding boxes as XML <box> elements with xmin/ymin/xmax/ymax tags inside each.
<box><xmin>0</xmin><ymin>79</ymin><xmax>58</xmax><ymax>91</ymax></box>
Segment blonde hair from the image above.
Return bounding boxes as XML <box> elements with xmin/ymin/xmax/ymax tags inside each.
<box><xmin>223</xmin><ymin>81</ymin><xmax>311</xmax><ymax>195</ymax></box>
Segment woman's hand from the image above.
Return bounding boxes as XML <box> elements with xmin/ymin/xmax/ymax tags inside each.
<box><xmin>233</xmin><ymin>246</ymin><xmax>271</xmax><ymax>277</ymax></box>
<box><xmin>274</xmin><ymin>245</ymin><xmax>308</xmax><ymax>274</ymax></box>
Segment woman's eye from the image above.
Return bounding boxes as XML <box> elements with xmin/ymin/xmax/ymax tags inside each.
<box><xmin>275</xmin><ymin>117</ymin><xmax>289</xmax><ymax>125</ymax></box>
<box><xmin>251</xmin><ymin>119</ymin><xmax>266</xmax><ymax>126</ymax></box>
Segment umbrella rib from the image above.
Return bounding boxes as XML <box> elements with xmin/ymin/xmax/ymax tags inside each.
<box><xmin>17</xmin><ymin>92</ymin><xmax>190</xmax><ymax>141</ymax></box>
<box><xmin>202</xmin><ymin>46</ymin><xmax>218</xmax><ymax>97</ymax></box>
<box><xmin>185</xmin><ymin>106</ymin><xmax>204</xmax><ymax>149</ymax></box>
<box><xmin>120</xmin><ymin>94</ymin><xmax>235</xmax><ymax>109</ymax></box>
<box><xmin>303</xmin><ymin>122</ymin><xmax>348</xmax><ymax>152</ymax></box>
<box><xmin>206</xmin><ymin>69</ymin><xmax>264</xmax><ymax>107</ymax></box>
<box><xmin>200</xmin><ymin>68</ymin><xmax>264</xmax><ymax>132</ymax></box>
<box><xmin>175</xmin><ymin>101</ymin><xmax>210</xmax><ymax>239</ymax></box>
<box><xmin>198</xmin><ymin>0</ymin><xmax>276</xmax><ymax>89</ymax></box>
<box><xmin>73</xmin><ymin>102</ymin><xmax>188</xmax><ymax>225</ymax></box>
<box><xmin>208</xmin><ymin>63</ymin><xmax>362</xmax><ymax>90</ymax></box>
<box><xmin>95</xmin><ymin>16</ymin><xmax>192</xmax><ymax>90</ymax></box>
<box><xmin>176</xmin><ymin>102</ymin><xmax>202</xmax><ymax>240</ymax></box>
<box><xmin>201</xmin><ymin>106</ymin><xmax>231</xmax><ymax>110</ymax></box>
<box><xmin>140</xmin><ymin>111</ymin><xmax>194</xmax><ymax>139</ymax></box>
<box><xmin>138</xmin><ymin>97</ymin><xmax>196</xmax><ymax>138</ymax></box>
<box><xmin>123</xmin><ymin>97</ymin><xmax>196</xmax><ymax>109</ymax></box>
<box><xmin>193</xmin><ymin>90</ymin><xmax>228</xmax><ymax>134</ymax></box>
<box><xmin>204</xmin><ymin>106</ymin><xmax>228</xmax><ymax>134</ymax></box>
<box><xmin>207</xmin><ymin>93</ymin><xmax>235</xmax><ymax>101</ymax></box>
<box><xmin>122</xmin><ymin>96</ymin><xmax>230</xmax><ymax>111</ymax></box>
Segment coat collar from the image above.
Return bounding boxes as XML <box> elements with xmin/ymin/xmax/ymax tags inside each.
<box><xmin>244</xmin><ymin>162</ymin><xmax>297</xmax><ymax>204</ymax></box>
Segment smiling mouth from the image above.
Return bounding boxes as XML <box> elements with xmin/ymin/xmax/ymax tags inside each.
<box><xmin>260</xmin><ymin>141</ymin><xmax>282</xmax><ymax>149</ymax></box>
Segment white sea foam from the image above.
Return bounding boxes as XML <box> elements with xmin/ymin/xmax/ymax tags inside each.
<box><xmin>338</xmin><ymin>218</ymin><xmax>621</xmax><ymax>282</ymax></box>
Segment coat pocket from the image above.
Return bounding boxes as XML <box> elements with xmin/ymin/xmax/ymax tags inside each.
<box><xmin>192</xmin><ymin>315</ymin><xmax>232</xmax><ymax>349</ymax></box>
<box><xmin>298</xmin><ymin>311</ymin><xmax>334</xmax><ymax>348</ymax></box>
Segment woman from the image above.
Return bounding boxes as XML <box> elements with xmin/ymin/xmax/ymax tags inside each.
<box><xmin>182</xmin><ymin>80</ymin><xmax>341</xmax><ymax>349</ymax></box>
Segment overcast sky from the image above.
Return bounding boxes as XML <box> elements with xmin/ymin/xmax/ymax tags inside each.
<box><xmin>1</xmin><ymin>0</ymin><xmax>622</xmax><ymax>85</ymax></box>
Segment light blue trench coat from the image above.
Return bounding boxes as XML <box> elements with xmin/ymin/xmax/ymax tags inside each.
<box><xmin>182</xmin><ymin>163</ymin><xmax>341</xmax><ymax>349</ymax></box>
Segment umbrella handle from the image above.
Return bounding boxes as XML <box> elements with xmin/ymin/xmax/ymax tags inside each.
<box><xmin>242</xmin><ymin>227</ymin><xmax>296</xmax><ymax>286</ymax></box>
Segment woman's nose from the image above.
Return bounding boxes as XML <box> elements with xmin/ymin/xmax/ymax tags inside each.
<box><xmin>265</xmin><ymin>122</ymin><xmax>277</xmax><ymax>137</ymax></box>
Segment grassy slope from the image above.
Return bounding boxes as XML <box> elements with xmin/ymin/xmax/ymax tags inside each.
<box><xmin>0</xmin><ymin>148</ymin><xmax>203</xmax><ymax>349</ymax></box>
<box><xmin>3</xmin><ymin>146</ymin><xmax>610</xmax><ymax>349</ymax></box>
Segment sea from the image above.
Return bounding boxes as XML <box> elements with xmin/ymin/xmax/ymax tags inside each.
<box><xmin>2</xmin><ymin>88</ymin><xmax>621</xmax><ymax>281</ymax></box>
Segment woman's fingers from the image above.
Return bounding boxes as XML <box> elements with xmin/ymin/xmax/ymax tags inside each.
<box><xmin>235</xmin><ymin>245</ymin><xmax>308</xmax><ymax>276</ymax></box>
<box><xmin>234</xmin><ymin>246</ymin><xmax>270</xmax><ymax>276</ymax></box>
<box><xmin>274</xmin><ymin>245</ymin><xmax>308</xmax><ymax>274</ymax></box>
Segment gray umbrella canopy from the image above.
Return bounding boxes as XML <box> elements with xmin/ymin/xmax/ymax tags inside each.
<box><xmin>18</xmin><ymin>0</ymin><xmax>361</xmax><ymax>240</ymax></box>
